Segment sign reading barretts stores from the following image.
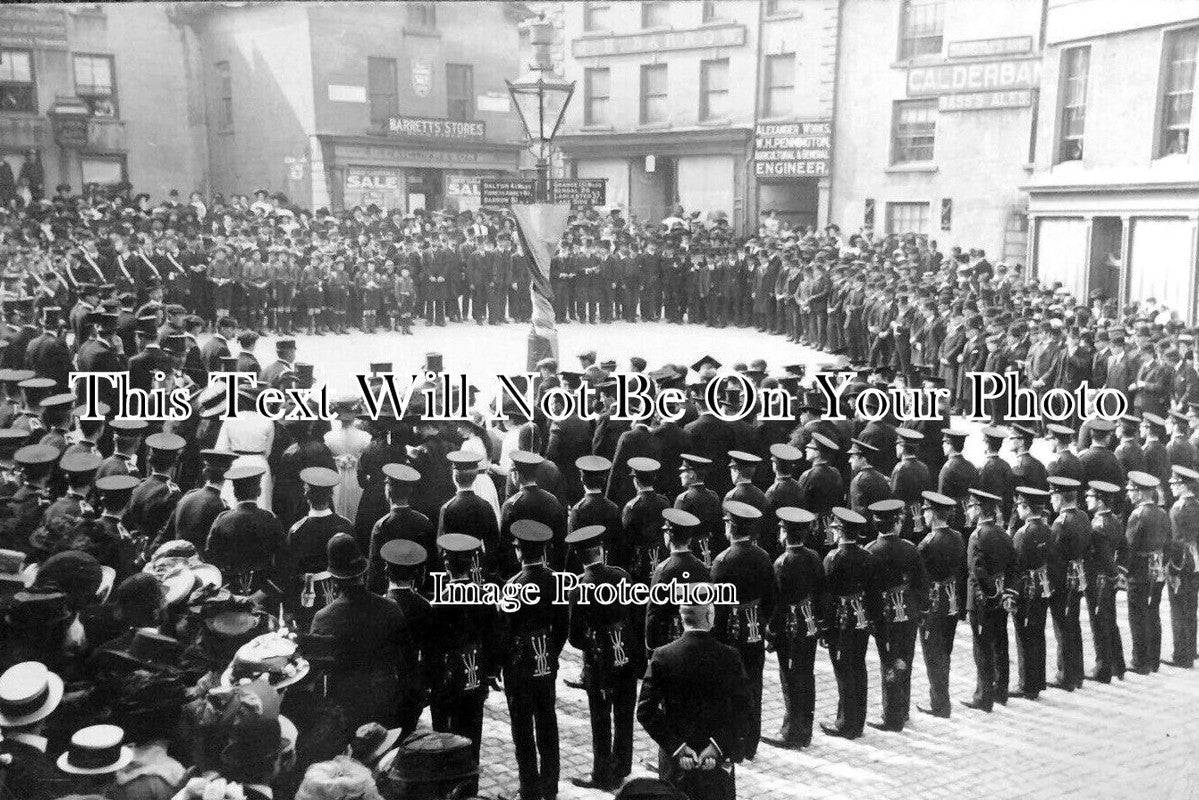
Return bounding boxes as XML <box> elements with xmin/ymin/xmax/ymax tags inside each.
<box><xmin>572</xmin><ymin>24</ymin><xmax>745</xmax><ymax>57</ymax></box>
<box><xmin>0</xmin><ymin>6</ymin><xmax>67</xmax><ymax>50</ymax></box>
<box><xmin>753</xmin><ymin>121</ymin><xmax>832</xmax><ymax>178</ymax></box>
<box><xmin>908</xmin><ymin>58</ymin><xmax>1041</xmax><ymax>97</ymax></box>
<box><xmin>387</xmin><ymin>115</ymin><xmax>486</xmax><ymax>141</ymax></box>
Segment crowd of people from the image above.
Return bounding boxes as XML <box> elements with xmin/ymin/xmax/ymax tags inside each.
<box><xmin>0</xmin><ymin>182</ymin><xmax>1194</xmax><ymax>800</ymax></box>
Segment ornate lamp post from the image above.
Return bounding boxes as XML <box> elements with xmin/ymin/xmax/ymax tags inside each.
<box><xmin>506</xmin><ymin>16</ymin><xmax>575</xmax><ymax>202</ymax></box>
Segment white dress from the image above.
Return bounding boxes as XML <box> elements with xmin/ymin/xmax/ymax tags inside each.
<box><xmin>462</xmin><ymin>433</ymin><xmax>501</xmax><ymax>524</ymax></box>
<box><xmin>216</xmin><ymin>413</ymin><xmax>275</xmax><ymax>511</ymax></box>
<box><xmin>325</xmin><ymin>423</ymin><xmax>372</xmax><ymax>523</ymax></box>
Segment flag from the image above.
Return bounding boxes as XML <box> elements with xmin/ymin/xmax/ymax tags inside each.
<box><xmin>511</xmin><ymin>203</ymin><xmax>571</xmax><ymax>369</ymax></box>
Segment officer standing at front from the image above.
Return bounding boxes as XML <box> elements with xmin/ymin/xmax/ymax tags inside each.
<box><xmin>916</xmin><ymin>491</ymin><xmax>966</xmax><ymax>718</ymax></box>
<box><xmin>962</xmin><ymin>488</ymin><xmax>1016</xmax><ymax>712</ymax></box>
<box><xmin>1125</xmin><ymin>470</ymin><xmax>1171</xmax><ymax>674</ymax></box>
<box><xmin>1012</xmin><ymin>486</ymin><xmax>1053</xmax><ymax>700</ymax></box>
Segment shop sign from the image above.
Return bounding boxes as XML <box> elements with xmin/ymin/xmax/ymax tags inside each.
<box><xmin>52</xmin><ymin>116</ymin><xmax>88</xmax><ymax>148</ymax></box>
<box><xmin>387</xmin><ymin>115</ymin><xmax>486</xmax><ymax>141</ymax></box>
<box><xmin>549</xmin><ymin>179</ymin><xmax>606</xmax><ymax>207</ymax></box>
<box><xmin>939</xmin><ymin>89</ymin><xmax>1033</xmax><ymax>112</ymax></box>
<box><xmin>572</xmin><ymin>24</ymin><xmax>745</xmax><ymax>57</ymax></box>
<box><xmin>907</xmin><ymin>58</ymin><xmax>1041</xmax><ymax>96</ymax></box>
<box><xmin>947</xmin><ymin>36</ymin><xmax>1033</xmax><ymax>60</ymax></box>
<box><xmin>753</xmin><ymin>120</ymin><xmax>832</xmax><ymax>178</ymax></box>
<box><xmin>346</xmin><ymin>168</ymin><xmax>404</xmax><ymax>192</ymax></box>
<box><xmin>0</xmin><ymin>6</ymin><xmax>67</xmax><ymax>50</ymax></box>
<box><xmin>480</xmin><ymin>178</ymin><xmax>535</xmax><ymax>206</ymax></box>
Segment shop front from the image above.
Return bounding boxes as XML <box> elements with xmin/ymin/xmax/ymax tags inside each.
<box><xmin>320</xmin><ymin>116</ymin><xmax>520</xmax><ymax>214</ymax></box>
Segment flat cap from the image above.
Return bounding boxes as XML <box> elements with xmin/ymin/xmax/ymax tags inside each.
<box><xmin>831</xmin><ymin>506</ymin><xmax>866</xmax><ymax>525</ymax></box>
<box><xmin>661</xmin><ymin>508</ymin><xmax>700</xmax><ymax>528</ymax></box>
<box><xmin>628</xmin><ymin>457</ymin><xmax>661</xmax><ymax>473</ymax></box>
<box><xmin>438</xmin><ymin>533</ymin><xmax>482</xmax><ymax>553</ymax></box>
<box><xmin>576</xmin><ymin>455</ymin><xmax>613</xmax><ymax>473</ymax></box>
<box><xmin>769</xmin><ymin>443</ymin><xmax>803</xmax><ymax>462</ymax></box>
<box><xmin>723</xmin><ymin>500</ymin><xmax>763</xmax><ymax>520</ymax></box>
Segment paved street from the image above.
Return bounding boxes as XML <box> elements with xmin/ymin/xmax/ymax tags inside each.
<box><xmin>256</xmin><ymin>321</ymin><xmax>1199</xmax><ymax>799</ymax></box>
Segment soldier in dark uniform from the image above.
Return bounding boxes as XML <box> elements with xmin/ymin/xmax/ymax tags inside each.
<box><xmin>380</xmin><ymin>539</ymin><xmax>435</xmax><ymax>735</ymax></box>
<box><xmin>24</xmin><ymin>307</ymin><xmax>70</xmax><ymax>390</ymax></box>
<box><xmin>674</xmin><ymin>453</ymin><xmax>723</xmax><ymax>567</ymax></box>
<box><xmin>762</xmin><ymin>506</ymin><xmax>823</xmax><ymax>750</ymax></box>
<box><xmin>1167</xmin><ymin>411</ymin><xmax>1199</xmax><ymax>472</ymax></box>
<box><xmin>98</xmin><ymin>419</ymin><xmax>147</xmax><ymax>480</ymax></box>
<box><xmin>565</xmin><ymin>524</ymin><xmax>640</xmax><ymax>790</ymax></box>
<box><xmin>1125</xmin><ymin>470</ymin><xmax>1170</xmax><ymax>674</ymax></box>
<box><xmin>1083</xmin><ymin>480</ymin><xmax>1126</xmax><ymax>682</ymax></box>
<box><xmin>646</xmin><ymin>508</ymin><xmax>709</xmax><ymax>652</ymax></box>
<box><xmin>619</xmin><ymin>457</ymin><xmax>670</xmax><ymax>579</ymax></box>
<box><xmin>1011</xmin><ymin>486</ymin><xmax>1053</xmax><ymax>700</ymax></box>
<box><xmin>763</xmin><ymin>443</ymin><xmax>804</xmax><ymax>557</ymax></box>
<box><xmin>1009</xmin><ymin>424</ymin><xmax>1049</xmax><ymax>491</ymax></box>
<box><xmin>501</xmin><ymin>451</ymin><xmax>569</xmax><ymax>574</ymax></box>
<box><xmin>937</xmin><ymin>428</ymin><xmax>977</xmax><ymax>533</ymax></box>
<box><xmin>125</xmin><ymin>432</ymin><xmax>186</xmax><ymax>549</ymax></box>
<box><xmin>569</xmin><ymin>456</ymin><xmax>623</xmax><ymax>557</ymax></box>
<box><xmin>500</xmin><ymin>519</ymin><xmax>568</xmax><ymax>800</ymax></box>
<box><xmin>847</xmin><ymin>439</ymin><xmax>892</xmax><ymax>529</ymax></box>
<box><xmin>428</xmin><ymin>534</ymin><xmax>498</xmax><ymax>795</ymax></box>
<box><xmin>1047</xmin><ymin>476</ymin><xmax>1091</xmax><ymax>690</ymax></box>
<box><xmin>890</xmin><ymin>428</ymin><xmax>931</xmax><ymax>543</ymax></box>
<box><xmin>637</xmin><ymin>593</ymin><xmax>750</xmax><ymax>800</ymax></box>
<box><xmin>819</xmin><ymin>506</ymin><xmax>879</xmax><ymax>740</ymax></box>
<box><xmin>1166</xmin><ymin>465</ymin><xmax>1199</xmax><ymax>668</ymax></box>
<box><xmin>42</xmin><ymin>451</ymin><xmax>100</xmax><ymax>528</ymax></box>
<box><xmin>917</xmin><ymin>491</ymin><xmax>967</xmax><ymax>718</ymax></box>
<box><xmin>205</xmin><ymin>464</ymin><xmax>284</xmax><ymax>593</ymax></box>
<box><xmin>1115</xmin><ymin>415</ymin><xmax>1147</xmax><ymax>476</ymax></box>
<box><xmin>710</xmin><ymin>500</ymin><xmax>773</xmax><ymax>760</ymax></box>
<box><xmin>367</xmin><ymin>464</ymin><xmax>433</xmax><ymax>592</ymax></box>
<box><xmin>166</xmin><ymin>448</ymin><xmax>234</xmax><ymax>551</ymax></box>
<box><xmin>864</xmin><ymin>498</ymin><xmax>924</xmax><ymax>731</ymax></box>
<box><xmin>724</xmin><ymin>451</ymin><xmax>768</xmax><ymax>547</ymax></box>
<box><xmin>961</xmin><ymin>488</ymin><xmax>1016</xmax><ymax>712</ymax></box>
<box><xmin>797</xmin><ymin>433</ymin><xmax>844</xmax><ymax>554</ymax></box>
<box><xmin>978</xmin><ymin>426</ymin><xmax>1016</xmax><ymax>522</ymax></box>
<box><xmin>438</xmin><ymin>451</ymin><xmax>499</xmax><ymax>566</ymax></box>
<box><xmin>259</xmin><ymin>338</ymin><xmax>296</xmax><ymax>389</ymax></box>
<box><xmin>281</xmin><ymin>467</ymin><xmax>352</xmax><ymax>630</ymax></box>
<box><xmin>1047</xmin><ymin>423</ymin><xmax>1085</xmax><ymax>482</ymax></box>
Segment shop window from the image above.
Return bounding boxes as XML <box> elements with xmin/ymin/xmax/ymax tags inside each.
<box><xmin>766</xmin><ymin>0</ymin><xmax>800</xmax><ymax>16</ymax></box>
<box><xmin>368</xmin><ymin>56</ymin><xmax>398</xmax><ymax>127</ymax></box>
<box><xmin>641</xmin><ymin>1</ymin><xmax>669</xmax><ymax>29</ymax></box>
<box><xmin>1160</xmin><ymin>27</ymin><xmax>1198</xmax><ymax>156</ymax></box>
<box><xmin>0</xmin><ymin>50</ymin><xmax>35</xmax><ymax>114</ymax></box>
<box><xmin>899</xmin><ymin>0</ymin><xmax>944</xmax><ymax>60</ymax></box>
<box><xmin>891</xmin><ymin>99</ymin><xmax>937</xmax><ymax>163</ymax></box>
<box><xmin>584</xmin><ymin>67</ymin><xmax>610</xmax><ymax>125</ymax></box>
<box><xmin>763</xmin><ymin>53</ymin><xmax>794</xmax><ymax>118</ymax></box>
<box><xmin>446</xmin><ymin>63</ymin><xmax>474</xmax><ymax>121</ymax></box>
<box><xmin>81</xmin><ymin>155</ymin><xmax>126</xmax><ymax>187</ymax></box>
<box><xmin>640</xmin><ymin>63</ymin><xmax>667</xmax><ymax>124</ymax></box>
<box><xmin>1057</xmin><ymin>46</ymin><xmax>1089</xmax><ymax>162</ymax></box>
<box><xmin>886</xmin><ymin>201</ymin><xmax>931</xmax><ymax>236</ymax></box>
<box><xmin>216</xmin><ymin>61</ymin><xmax>232</xmax><ymax>132</ymax></box>
<box><xmin>74</xmin><ymin>54</ymin><xmax>116</xmax><ymax>117</ymax></box>
<box><xmin>584</xmin><ymin>2</ymin><xmax>610</xmax><ymax>33</ymax></box>
<box><xmin>700</xmin><ymin>59</ymin><xmax>728</xmax><ymax>121</ymax></box>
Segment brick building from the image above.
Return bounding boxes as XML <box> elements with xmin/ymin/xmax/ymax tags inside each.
<box><xmin>0</xmin><ymin>4</ymin><xmax>205</xmax><ymax>197</ymax></box>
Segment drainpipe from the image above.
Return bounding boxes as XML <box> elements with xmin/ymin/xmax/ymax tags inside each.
<box><xmin>826</xmin><ymin>0</ymin><xmax>845</xmax><ymax>229</ymax></box>
<box><xmin>744</xmin><ymin>0</ymin><xmax>765</xmax><ymax>236</ymax></box>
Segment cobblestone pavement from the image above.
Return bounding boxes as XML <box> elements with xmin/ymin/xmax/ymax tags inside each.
<box><xmin>264</xmin><ymin>323</ymin><xmax>1199</xmax><ymax>798</ymax></box>
<box><xmin>471</xmin><ymin>603</ymin><xmax>1199</xmax><ymax>800</ymax></box>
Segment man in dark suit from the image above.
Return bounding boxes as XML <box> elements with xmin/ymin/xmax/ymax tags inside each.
<box><xmin>684</xmin><ymin>401</ymin><xmax>737</xmax><ymax>500</ymax></box>
<box><xmin>607</xmin><ymin>419</ymin><xmax>660</xmax><ymax>508</ymax></box>
<box><xmin>125</xmin><ymin>432</ymin><xmax>186</xmax><ymax>546</ymax></box>
<box><xmin>24</xmin><ymin>307</ymin><xmax>71</xmax><ymax>389</ymax></box>
<box><xmin>205</xmin><ymin>464</ymin><xmax>285</xmax><ymax>593</ymax></box>
<box><xmin>501</xmin><ymin>520</ymin><xmax>569</xmax><ymax>800</ymax></box>
<box><xmin>546</xmin><ymin>390</ymin><xmax>593</xmax><ymax>505</ymax></box>
<box><xmin>501</xmin><ymin>451</ymin><xmax>569</xmax><ymax>574</ymax></box>
<box><xmin>408</xmin><ymin>419</ymin><xmax>456</xmax><ymax>527</ymax></box>
<box><xmin>259</xmin><ymin>337</ymin><xmax>297</xmax><ymax>388</ymax></box>
<box><xmin>565</xmin><ymin>524</ymin><xmax>641</xmax><ymax>790</ymax></box>
<box><xmin>367</xmin><ymin>463</ymin><xmax>434</xmax><ymax>592</ymax></box>
<box><xmin>310</xmin><ymin>532</ymin><xmax>410</xmax><ymax>730</ymax></box>
<box><xmin>200</xmin><ymin>316</ymin><xmax>237</xmax><ymax>371</ymax></box>
<box><xmin>637</xmin><ymin>595</ymin><xmax>751</xmax><ymax>800</ymax></box>
<box><xmin>651</xmin><ymin>409</ymin><xmax>691</xmax><ymax>499</ymax></box>
<box><xmin>126</xmin><ymin>316</ymin><xmax>171</xmax><ymax>394</ymax></box>
<box><xmin>235</xmin><ymin>330</ymin><xmax>262</xmax><ymax>375</ymax></box>
<box><xmin>166</xmin><ymin>448</ymin><xmax>234</xmax><ymax>551</ymax></box>
<box><xmin>438</xmin><ymin>451</ymin><xmax>499</xmax><ymax>560</ymax></box>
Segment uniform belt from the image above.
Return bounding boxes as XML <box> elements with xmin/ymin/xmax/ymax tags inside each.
<box><xmin>1067</xmin><ymin>558</ymin><xmax>1088</xmax><ymax>593</ymax></box>
<box><xmin>883</xmin><ymin>582</ymin><xmax>913</xmax><ymax>622</ymax></box>
<box><xmin>1025</xmin><ymin>566</ymin><xmax>1051</xmax><ymax>599</ymax></box>
<box><xmin>784</xmin><ymin>598</ymin><xmax>819</xmax><ymax>639</ymax></box>
<box><xmin>928</xmin><ymin>578</ymin><xmax>960</xmax><ymax>616</ymax></box>
<box><xmin>1147</xmin><ymin>551</ymin><xmax>1167</xmax><ymax>583</ymax></box>
<box><xmin>727</xmin><ymin>599</ymin><xmax>763</xmax><ymax>644</ymax></box>
<box><xmin>836</xmin><ymin>591</ymin><xmax>870</xmax><ymax>631</ymax></box>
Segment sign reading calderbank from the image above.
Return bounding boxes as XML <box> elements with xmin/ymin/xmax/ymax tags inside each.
<box><xmin>387</xmin><ymin>115</ymin><xmax>486</xmax><ymax>141</ymax></box>
<box><xmin>572</xmin><ymin>24</ymin><xmax>745</xmax><ymax>57</ymax></box>
<box><xmin>907</xmin><ymin>58</ymin><xmax>1041</xmax><ymax>97</ymax></box>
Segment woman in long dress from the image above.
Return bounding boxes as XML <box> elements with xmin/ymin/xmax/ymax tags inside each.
<box><xmin>216</xmin><ymin>395</ymin><xmax>275</xmax><ymax>511</ymax></box>
<box><xmin>325</xmin><ymin>402</ymin><xmax>372</xmax><ymax>523</ymax></box>
<box><xmin>456</xmin><ymin>418</ymin><xmax>500</xmax><ymax>524</ymax></box>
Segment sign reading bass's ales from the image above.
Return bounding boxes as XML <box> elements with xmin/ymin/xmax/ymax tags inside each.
<box><xmin>480</xmin><ymin>178</ymin><xmax>535</xmax><ymax>206</ymax></box>
<box><xmin>754</xmin><ymin>121</ymin><xmax>832</xmax><ymax>178</ymax></box>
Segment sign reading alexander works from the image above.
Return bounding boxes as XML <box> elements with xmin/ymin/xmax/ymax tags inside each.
<box><xmin>753</xmin><ymin>121</ymin><xmax>832</xmax><ymax>178</ymax></box>
<box><xmin>572</xmin><ymin>24</ymin><xmax>745</xmax><ymax>57</ymax></box>
<box><xmin>0</xmin><ymin>6</ymin><xmax>67</xmax><ymax>50</ymax></box>
<box><xmin>549</xmin><ymin>179</ymin><xmax>606</xmax><ymax>207</ymax></box>
<box><xmin>480</xmin><ymin>178</ymin><xmax>535</xmax><ymax>206</ymax></box>
<box><xmin>387</xmin><ymin>116</ymin><xmax>486</xmax><ymax>141</ymax></box>
<box><xmin>939</xmin><ymin>89</ymin><xmax>1033</xmax><ymax>112</ymax></box>
<box><xmin>907</xmin><ymin>58</ymin><xmax>1041</xmax><ymax>97</ymax></box>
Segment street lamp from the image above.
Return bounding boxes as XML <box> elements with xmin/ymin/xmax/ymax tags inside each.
<box><xmin>507</xmin><ymin>17</ymin><xmax>575</xmax><ymax>202</ymax></box>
